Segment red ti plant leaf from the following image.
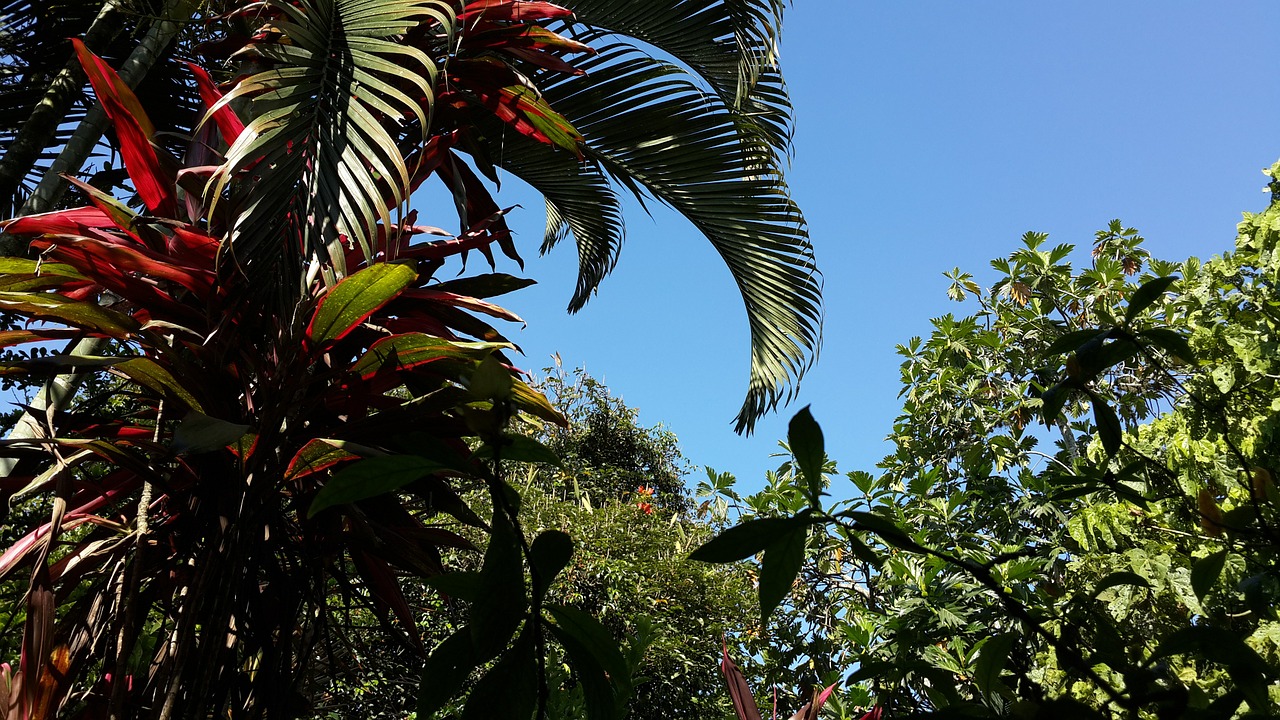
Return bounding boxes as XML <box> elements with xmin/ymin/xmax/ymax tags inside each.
<box><xmin>459</xmin><ymin>0</ymin><xmax>575</xmax><ymax>23</ymax></box>
<box><xmin>283</xmin><ymin>439</ymin><xmax>359</xmax><ymax>481</ymax></box>
<box><xmin>306</xmin><ymin>263</ymin><xmax>418</xmax><ymax>347</ymax></box>
<box><xmin>448</xmin><ymin>58</ymin><xmax>584</xmax><ymax>157</ymax></box>
<box><xmin>71</xmin><ymin>40</ymin><xmax>176</xmax><ymax>217</ymax></box>
<box><xmin>785</xmin><ymin>683</ymin><xmax>837</xmax><ymax>720</ymax></box>
<box><xmin>721</xmin><ymin>638</ymin><xmax>763</xmax><ymax>720</ymax></box>
<box><xmin>0</xmin><ymin>206</ymin><xmax>117</xmax><ymax>238</ymax></box>
<box><xmin>186</xmin><ymin>62</ymin><xmax>245</xmax><ymax>146</ymax></box>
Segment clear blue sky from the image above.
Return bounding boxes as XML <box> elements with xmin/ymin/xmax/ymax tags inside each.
<box><xmin>460</xmin><ymin>3</ymin><xmax>1280</xmax><ymax>493</ymax></box>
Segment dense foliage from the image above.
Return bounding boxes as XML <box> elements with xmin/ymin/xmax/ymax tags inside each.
<box><xmin>317</xmin><ymin>368</ymin><xmax>759</xmax><ymax>720</ymax></box>
<box><xmin>695</xmin><ymin>172</ymin><xmax>1280</xmax><ymax>718</ymax></box>
<box><xmin>0</xmin><ymin>1</ymin><xmax>820</xmax><ymax>718</ymax></box>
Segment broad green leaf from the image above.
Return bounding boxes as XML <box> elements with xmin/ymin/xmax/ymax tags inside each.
<box><xmin>307</xmin><ymin>455</ymin><xmax>446</xmax><ymax>517</ymax></box>
<box><xmin>1149</xmin><ymin>625</ymin><xmax>1275</xmax><ymax>678</ymax></box>
<box><xmin>283</xmin><ymin>439</ymin><xmax>359</xmax><ymax>481</ymax></box>
<box><xmin>306</xmin><ymin>263</ymin><xmax>417</xmax><ymax>345</ymax></box>
<box><xmin>417</xmin><ymin>626</ymin><xmax>479</xmax><ymax>718</ymax></box>
<box><xmin>1090</xmin><ymin>571</ymin><xmax>1150</xmax><ymax>597</ymax></box>
<box><xmin>469</xmin><ymin>354</ymin><xmax>513</xmax><ymax>400</ymax></box>
<box><xmin>689</xmin><ymin>515</ymin><xmax>809</xmax><ymax>563</ymax></box>
<box><xmin>1124</xmin><ymin>276</ymin><xmax>1178</xmax><ymax>323</ymax></box>
<box><xmin>473</xmin><ymin>434</ymin><xmax>562</xmax><ymax>466</ymax></box>
<box><xmin>1139</xmin><ymin>328</ymin><xmax>1195</xmax><ymax>364</ymax></box>
<box><xmin>1043</xmin><ymin>329</ymin><xmax>1107</xmax><ymax>356</ymax></box>
<box><xmin>0</xmin><ymin>292</ymin><xmax>139</xmax><ymax>338</ymax></box>
<box><xmin>424</xmin><ymin>572</ymin><xmax>484</xmax><ymax>602</ymax></box>
<box><xmin>432</xmin><ymin>273</ymin><xmax>537</xmax><ymax>299</ymax></box>
<box><xmin>547</xmin><ymin>604</ymin><xmax>632</xmax><ymax>720</ymax></box>
<box><xmin>1089</xmin><ymin>393</ymin><xmax>1122</xmax><ymax>456</ymax></box>
<box><xmin>845</xmin><ymin>511</ymin><xmax>915</xmax><ymax>550</ymax></box>
<box><xmin>172</xmin><ymin>412</ymin><xmax>250</xmax><ymax>455</ymax></box>
<box><xmin>759</xmin><ymin>522</ymin><xmax>806</xmax><ymax>623</ymax></box>
<box><xmin>1191</xmin><ymin>550</ymin><xmax>1230</xmax><ymax>600</ymax></box>
<box><xmin>787</xmin><ymin>406</ymin><xmax>824</xmax><ymax>506</ymax></box>
<box><xmin>349</xmin><ymin>334</ymin><xmax>501</xmax><ymax>379</ymax></box>
<box><xmin>512</xmin><ymin>379</ymin><xmax>569</xmax><ymax>426</ymax></box>
<box><xmin>114</xmin><ymin>358</ymin><xmax>204</xmax><ymax>413</ymax></box>
<box><xmin>530</xmin><ymin>530</ymin><xmax>574</xmax><ymax>601</ymax></box>
<box><xmin>973</xmin><ymin>633</ymin><xmax>1017</xmax><ymax>703</ymax></box>
<box><xmin>462</xmin><ymin>627</ymin><xmax>538</xmax><ymax>720</ymax></box>
<box><xmin>471</xmin><ymin>508</ymin><xmax>526</xmax><ymax>661</ymax></box>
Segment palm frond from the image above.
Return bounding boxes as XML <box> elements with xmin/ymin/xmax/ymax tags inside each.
<box><xmin>211</xmin><ymin>0</ymin><xmax>455</xmax><ymax>292</ymax></box>
<box><xmin>462</xmin><ymin>126</ymin><xmax>624</xmax><ymax>312</ymax></box>
<box><xmin>512</xmin><ymin>42</ymin><xmax>820</xmax><ymax>432</ymax></box>
<box><xmin>558</xmin><ymin>0</ymin><xmax>793</xmax><ymax>153</ymax></box>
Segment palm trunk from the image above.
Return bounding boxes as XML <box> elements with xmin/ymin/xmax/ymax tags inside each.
<box><xmin>0</xmin><ymin>0</ymin><xmax>199</xmax><ymax>478</ymax></box>
<box><xmin>0</xmin><ymin>0</ymin><xmax>125</xmax><ymax>220</ymax></box>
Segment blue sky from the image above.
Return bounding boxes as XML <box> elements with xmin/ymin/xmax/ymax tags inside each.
<box><xmin>472</xmin><ymin>3</ymin><xmax>1280</xmax><ymax>494</ymax></box>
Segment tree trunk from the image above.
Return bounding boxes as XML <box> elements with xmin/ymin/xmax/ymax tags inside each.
<box><xmin>0</xmin><ymin>0</ymin><xmax>125</xmax><ymax>216</ymax></box>
<box><xmin>0</xmin><ymin>0</ymin><xmax>200</xmax><ymax>478</ymax></box>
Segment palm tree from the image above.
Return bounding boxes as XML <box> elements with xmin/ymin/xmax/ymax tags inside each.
<box><xmin>0</xmin><ymin>0</ymin><xmax>820</xmax><ymax>717</ymax></box>
<box><xmin>204</xmin><ymin>0</ymin><xmax>820</xmax><ymax>432</ymax></box>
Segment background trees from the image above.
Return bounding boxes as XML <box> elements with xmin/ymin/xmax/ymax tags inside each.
<box><xmin>695</xmin><ymin>169</ymin><xmax>1280</xmax><ymax>717</ymax></box>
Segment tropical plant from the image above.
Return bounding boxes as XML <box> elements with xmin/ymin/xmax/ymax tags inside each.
<box><xmin>3</xmin><ymin>0</ymin><xmax>819</xmax><ymax>426</ymax></box>
<box><xmin>693</xmin><ymin>178</ymin><xmax>1280</xmax><ymax>717</ymax></box>
<box><xmin>316</xmin><ymin>368</ymin><xmax>761</xmax><ymax>720</ymax></box>
<box><xmin>0</xmin><ymin>0</ymin><xmax>821</xmax><ymax>717</ymax></box>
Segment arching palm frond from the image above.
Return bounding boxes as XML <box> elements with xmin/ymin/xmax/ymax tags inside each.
<box><xmin>560</xmin><ymin>0</ymin><xmax>793</xmax><ymax>153</ymax></box>
<box><xmin>211</xmin><ymin>0</ymin><xmax>455</xmax><ymax>292</ymax></box>
<box><xmin>491</xmin><ymin>42</ymin><xmax>819</xmax><ymax>432</ymax></box>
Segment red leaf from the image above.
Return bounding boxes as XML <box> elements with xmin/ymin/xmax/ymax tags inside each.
<box><xmin>72</xmin><ymin>39</ymin><xmax>176</xmax><ymax>216</ymax></box>
<box><xmin>721</xmin><ymin>640</ymin><xmax>763</xmax><ymax>720</ymax></box>
<box><xmin>459</xmin><ymin>0</ymin><xmax>574</xmax><ymax>23</ymax></box>
<box><xmin>398</xmin><ymin>288</ymin><xmax>524</xmax><ymax>323</ymax></box>
<box><xmin>284</xmin><ymin>439</ymin><xmax>358</xmax><ymax>481</ymax></box>
<box><xmin>187</xmin><ymin>62</ymin><xmax>245</xmax><ymax>146</ymax></box>
<box><xmin>0</xmin><ymin>206</ymin><xmax>115</xmax><ymax>237</ymax></box>
<box><xmin>36</xmin><ymin>236</ymin><xmax>214</xmax><ymax>295</ymax></box>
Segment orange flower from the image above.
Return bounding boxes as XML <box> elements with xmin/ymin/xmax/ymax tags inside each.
<box><xmin>637</xmin><ymin>502</ymin><xmax>654</xmax><ymax>515</ymax></box>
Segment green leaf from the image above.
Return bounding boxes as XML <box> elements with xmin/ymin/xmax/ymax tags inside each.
<box><xmin>1191</xmin><ymin>550</ymin><xmax>1230</xmax><ymax>601</ymax></box>
<box><xmin>462</xmin><ymin>627</ymin><xmax>538</xmax><ymax>720</ymax></box>
<box><xmin>474</xmin><ymin>434</ymin><xmax>562</xmax><ymax>466</ymax></box>
<box><xmin>688</xmin><ymin>515</ymin><xmax>809</xmax><ymax>563</ymax></box>
<box><xmin>1090</xmin><ymin>571</ymin><xmax>1150</xmax><ymax>597</ymax></box>
<box><xmin>306</xmin><ymin>263</ymin><xmax>417</xmax><ymax>345</ymax></box>
<box><xmin>424</xmin><ymin>572</ymin><xmax>484</xmax><ymax>602</ymax></box>
<box><xmin>1044</xmin><ymin>329</ymin><xmax>1107</xmax><ymax>356</ymax></box>
<box><xmin>1138</xmin><ymin>328</ymin><xmax>1195</xmax><ymax>364</ymax></box>
<box><xmin>1124</xmin><ymin>276</ymin><xmax>1178</xmax><ymax>323</ymax></box>
<box><xmin>307</xmin><ymin>455</ymin><xmax>446</xmax><ymax>517</ymax></box>
<box><xmin>788</xmin><ymin>406</ymin><xmax>824</xmax><ymax>506</ymax></box>
<box><xmin>431</xmin><ymin>273</ymin><xmax>537</xmax><ymax>299</ymax></box>
<box><xmin>512</xmin><ymin>379</ymin><xmax>568</xmax><ymax>426</ymax></box>
<box><xmin>845</xmin><ymin>510</ymin><xmax>915</xmax><ymax>550</ymax></box>
<box><xmin>530</xmin><ymin>530</ymin><xmax>573</xmax><ymax>601</ymax></box>
<box><xmin>469</xmin><ymin>354</ymin><xmax>513</xmax><ymax>400</ymax></box>
<box><xmin>1149</xmin><ymin>625</ymin><xmax>1275</xmax><ymax>678</ymax></box>
<box><xmin>0</xmin><ymin>291</ymin><xmax>140</xmax><ymax>338</ymax></box>
<box><xmin>471</xmin><ymin>508</ymin><xmax>526</xmax><ymax>661</ymax></box>
<box><xmin>759</xmin><ymin>523</ymin><xmax>807</xmax><ymax>623</ymax></box>
<box><xmin>172</xmin><ymin>411</ymin><xmax>250</xmax><ymax>455</ymax></box>
<box><xmin>1039</xmin><ymin>383</ymin><xmax>1069</xmax><ymax>425</ymax></box>
<box><xmin>1090</xmin><ymin>394</ymin><xmax>1122</xmax><ymax>456</ymax></box>
<box><xmin>547</xmin><ymin>604</ymin><xmax>633</xmax><ymax>720</ymax></box>
<box><xmin>418</xmin><ymin>627</ymin><xmax>480</xmax><ymax>718</ymax></box>
<box><xmin>349</xmin><ymin>334</ymin><xmax>501</xmax><ymax>379</ymax></box>
<box><xmin>114</xmin><ymin>358</ymin><xmax>204</xmax><ymax>413</ymax></box>
<box><xmin>973</xmin><ymin>633</ymin><xmax>1017</xmax><ymax>703</ymax></box>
